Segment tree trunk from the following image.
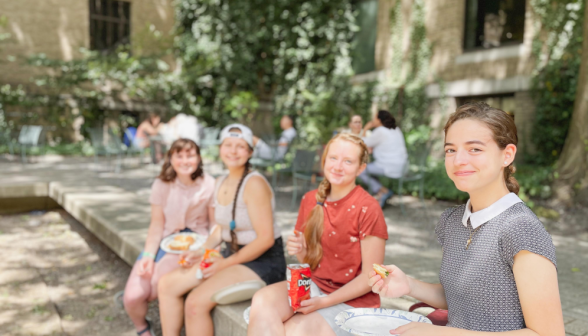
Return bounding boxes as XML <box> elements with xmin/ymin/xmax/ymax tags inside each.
<box><xmin>249</xmin><ymin>98</ymin><xmax>274</xmax><ymax>137</ymax></box>
<box><xmin>553</xmin><ymin>1</ymin><xmax>588</xmax><ymax>207</ymax></box>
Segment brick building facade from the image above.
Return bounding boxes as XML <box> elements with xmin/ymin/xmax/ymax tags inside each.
<box><xmin>0</xmin><ymin>0</ymin><xmax>175</xmax><ymax>86</ymax></box>
<box><xmin>363</xmin><ymin>0</ymin><xmax>538</xmax><ymax>159</ymax></box>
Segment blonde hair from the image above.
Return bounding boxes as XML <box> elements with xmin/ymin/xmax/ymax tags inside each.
<box><xmin>303</xmin><ymin>133</ymin><xmax>369</xmax><ymax>270</ymax></box>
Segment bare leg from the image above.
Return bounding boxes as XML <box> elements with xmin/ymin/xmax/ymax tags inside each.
<box><xmin>284</xmin><ymin>312</ymin><xmax>337</xmax><ymax>336</ymax></box>
<box><xmin>148</xmin><ymin>253</ymin><xmax>181</xmax><ymax>301</ymax></box>
<box><xmin>247</xmin><ymin>281</ymin><xmax>295</xmax><ymax>336</ymax></box>
<box><xmin>184</xmin><ymin>265</ymin><xmax>262</xmax><ymax>336</ymax></box>
<box><xmin>158</xmin><ymin>264</ymin><xmax>203</xmax><ymax>336</ymax></box>
<box><xmin>123</xmin><ymin>262</ymin><xmax>154</xmax><ymax>336</ymax></box>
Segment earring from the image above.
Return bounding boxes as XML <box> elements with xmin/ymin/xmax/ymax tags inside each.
<box><xmin>504</xmin><ymin>161</ymin><xmax>508</xmax><ymax>165</ymax></box>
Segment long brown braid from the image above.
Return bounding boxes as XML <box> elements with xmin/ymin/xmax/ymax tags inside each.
<box><xmin>229</xmin><ymin>160</ymin><xmax>251</xmax><ymax>252</ymax></box>
<box><xmin>303</xmin><ymin>133</ymin><xmax>369</xmax><ymax>270</ymax></box>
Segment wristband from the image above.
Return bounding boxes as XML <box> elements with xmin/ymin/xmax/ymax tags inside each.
<box><xmin>142</xmin><ymin>251</ymin><xmax>156</xmax><ymax>259</ymax></box>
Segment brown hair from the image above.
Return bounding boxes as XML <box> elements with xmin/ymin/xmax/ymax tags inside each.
<box><xmin>303</xmin><ymin>133</ymin><xmax>370</xmax><ymax>270</ymax></box>
<box><xmin>223</xmin><ymin>127</ymin><xmax>253</xmax><ymax>253</ymax></box>
<box><xmin>443</xmin><ymin>101</ymin><xmax>519</xmax><ymax>194</ymax></box>
<box><xmin>158</xmin><ymin>138</ymin><xmax>204</xmax><ymax>182</ymax></box>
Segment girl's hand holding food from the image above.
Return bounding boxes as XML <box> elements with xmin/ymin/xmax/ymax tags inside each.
<box><xmin>368</xmin><ymin>264</ymin><xmax>411</xmax><ymax>298</ymax></box>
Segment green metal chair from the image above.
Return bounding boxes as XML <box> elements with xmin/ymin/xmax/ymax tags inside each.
<box><xmin>0</xmin><ymin>129</ymin><xmax>16</xmax><ymax>155</ymax></box>
<box><xmin>17</xmin><ymin>125</ymin><xmax>44</xmax><ymax>164</ymax></box>
<box><xmin>87</xmin><ymin>127</ymin><xmax>124</xmax><ymax>172</ymax></box>
<box><xmin>200</xmin><ymin>127</ymin><xmax>221</xmax><ymax>159</ymax></box>
<box><xmin>291</xmin><ymin>149</ymin><xmax>323</xmax><ymax>210</ymax></box>
<box><xmin>379</xmin><ymin>143</ymin><xmax>430</xmax><ymax>215</ymax></box>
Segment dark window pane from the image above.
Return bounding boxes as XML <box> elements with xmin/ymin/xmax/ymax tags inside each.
<box><xmin>100</xmin><ymin>0</ymin><xmax>108</xmax><ymax>16</ymax></box>
<box><xmin>123</xmin><ymin>2</ymin><xmax>130</xmax><ymax>20</ymax></box>
<box><xmin>463</xmin><ymin>0</ymin><xmax>525</xmax><ymax>51</ymax></box>
<box><xmin>352</xmin><ymin>0</ymin><xmax>378</xmax><ymax>74</ymax></box>
<box><xmin>89</xmin><ymin>0</ymin><xmax>131</xmax><ymax>52</ymax></box>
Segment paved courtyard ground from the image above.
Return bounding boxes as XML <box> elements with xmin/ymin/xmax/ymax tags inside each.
<box><xmin>1</xmin><ymin>155</ymin><xmax>587</xmax><ymax>335</ymax></box>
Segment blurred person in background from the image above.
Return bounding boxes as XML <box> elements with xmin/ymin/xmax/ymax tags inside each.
<box><xmin>252</xmin><ymin>115</ymin><xmax>297</xmax><ymax>161</ymax></box>
<box><xmin>359</xmin><ymin>110</ymin><xmax>407</xmax><ymax>208</ymax></box>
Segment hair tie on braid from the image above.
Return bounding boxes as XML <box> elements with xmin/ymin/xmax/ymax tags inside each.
<box><xmin>316</xmin><ymin>202</ymin><xmax>324</xmax><ymax>206</ymax></box>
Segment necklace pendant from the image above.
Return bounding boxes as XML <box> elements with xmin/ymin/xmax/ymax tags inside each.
<box><xmin>465</xmin><ymin>239</ymin><xmax>472</xmax><ymax>250</ymax></box>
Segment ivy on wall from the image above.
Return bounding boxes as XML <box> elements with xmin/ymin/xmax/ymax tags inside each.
<box><xmin>528</xmin><ymin>0</ymin><xmax>585</xmax><ymax>165</ymax></box>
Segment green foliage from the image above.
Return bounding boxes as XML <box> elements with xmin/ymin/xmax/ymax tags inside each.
<box><xmin>529</xmin><ymin>0</ymin><xmax>585</xmax><ymax>165</ymax></box>
<box><xmin>381</xmin><ymin>0</ymin><xmax>432</xmax><ymax>147</ymax></box>
<box><xmin>174</xmin><ymin>0</ymin><xmax>363</xmax><ymax>136</ymax></box>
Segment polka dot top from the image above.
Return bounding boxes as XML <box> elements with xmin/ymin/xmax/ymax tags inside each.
<box><xmin>435</xmin><ymin>195</ymin><xmax>557</xmax><ymax>332</ymax></box>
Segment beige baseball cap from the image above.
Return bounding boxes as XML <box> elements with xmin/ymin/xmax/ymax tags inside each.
<box><xmin>220</xmin><ymin>124</ymin><xmax>254</xmax><ymax>148</ymax></box>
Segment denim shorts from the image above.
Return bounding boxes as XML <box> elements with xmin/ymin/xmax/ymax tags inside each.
<box><xmin>221</xmin><ymin>237</ymin><xmax>287</xmax><ymax>285</ymax></box>
<box><xmin>136</xmin><ymin>228</ymin><xmax>193</xmax><ymax>263</ymax></box>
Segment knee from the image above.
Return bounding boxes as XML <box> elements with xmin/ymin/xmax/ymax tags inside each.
<box><xmin>123</xmin><ymin>287</ymin><xmax>146</xmax><ymax>309</ymax></box>
<box><xmin>251</xmin><ymin>287</ymin><xmax>273</xmax><ymax>311</ymax></box>
<box><xmin>184</xmin><ymin>291</ymin><xmax>214</xmax><ymax>317</ymax></box>
<box><xmin>157</xmin><ymin>273</ymin><xmax>173</xmax><ymax>297</ymax></box>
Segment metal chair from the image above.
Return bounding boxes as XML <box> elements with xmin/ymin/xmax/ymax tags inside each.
<box><xmin>291</xmin><ymin>149</ymin><xmax>323</xmax><ymax>210</ymax></box>
<box><xmin>87</xmin><ymin>127</ymin><xmax>124</xmax><ymax>172</ymax></box>
<box><xmin>380</xmin><ymin>143</ymin><xmax>430</xmax><ymax>215</ymax></box>
<box><xmin>0</xmin><ymin>129</ymin><xmax>16</xmax><ymax>155</ymax></box>
<box><xmin>200</xmin><ymin>127</ymin><xmax>221</xmax><ymax>158</ymax></box>
<box><xmin>17</xmin><ymin>125</ymin><xmax>44</xmax><ymax>163</ymax></box>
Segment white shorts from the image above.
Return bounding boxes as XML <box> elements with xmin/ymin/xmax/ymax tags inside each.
<box><xmin>310</xmin><ymin>282</ymin><xmax>354</xmax><ymax>336</ymax></box>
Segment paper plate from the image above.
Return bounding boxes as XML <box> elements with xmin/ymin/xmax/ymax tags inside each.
<box><xmin>211</xmin><ymin>280</ymin><xmax>266</xmax><ymax>305</ymax></box>
<box><xmin>159</xmin><ymin>232</ymin><xmax>206</xmax><ymax>254</ymax></box>
<box><xmin>335</xmin><ymin>308</ymin><xmax>432</xmax><ymax>336</ymax></box>
<box><xmin>243</xmin><ymin>306</ymin><xmax>251</xmax><ymax>324</ymax></box>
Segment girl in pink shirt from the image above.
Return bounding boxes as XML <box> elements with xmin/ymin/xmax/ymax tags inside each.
<box><xmin>122</xmin><ymin>138</ymin><xmax>215</xmax><ymax>336</ymax></box>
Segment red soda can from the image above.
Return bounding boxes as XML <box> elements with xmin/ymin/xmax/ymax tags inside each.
<box><xmin>287</xmin><ymin>263</ymin><xmax>312</xmax><ymax>310</ymax></box>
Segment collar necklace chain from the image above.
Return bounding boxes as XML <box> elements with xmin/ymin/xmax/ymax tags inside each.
<box><xmin>465</xmin><ymin>220</ymin><xmax>482</xmax><ymax>250</ymax></box>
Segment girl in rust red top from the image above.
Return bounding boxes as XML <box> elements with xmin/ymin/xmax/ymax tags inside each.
<box><xmin>248</xmin><ymin>133</ymin><xmax>388</xmax><ymax>336</ymax></box>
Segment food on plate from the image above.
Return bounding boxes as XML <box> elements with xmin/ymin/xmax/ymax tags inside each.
<box><xmin>174</xmin><ymin>234</ymin><xmax>195</xmax><ymax>245</ymax></box>
<box><xmin>169</xmin><ymin>240</ymin><xmax>191</xmax><ymax>251</ymax></box>
<box><xmin>372</xmin><ymin>264</ymin><xmax>389</xmax><ymax>278</ymax></box>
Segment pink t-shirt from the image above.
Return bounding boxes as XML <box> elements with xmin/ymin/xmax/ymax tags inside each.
<box><xmin>149</xmin><ymin>173</ymin><xmax>216</xmax><ymax>237</ymax></box>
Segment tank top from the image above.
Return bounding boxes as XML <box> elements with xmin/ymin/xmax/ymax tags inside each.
<box><xmin>214</xmin><ymin>171</ymin><xmax>281</xmax><ymax>245</ymax></box>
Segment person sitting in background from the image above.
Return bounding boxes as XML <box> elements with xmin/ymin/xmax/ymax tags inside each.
<box><xmin>134</xmin><ymin>113</ymin><xmax>162</xmax><ymax>148</ymax></box>
<box><xmin>123</xmin><ymin>138</ymin><xmax>215</xmax><ymax>336</ymax></box>
<box><xmin>359</xmin><ymin>110</ymin><xmax>407</xmax><ymax>207</ymax></box>
<box><xmin>135</xmin><ymin>113</ymin><xmax>164</xmax><ymax>163</ymax></box>
<box><xmin>252</xmin><ymin>115</ymin><xmax>297</xmax><ymax>161</ymax></box>
<box><xmin>346</xmin><ymin>115</ymin><xmax>364</xmax><ymax>136</ymax></box>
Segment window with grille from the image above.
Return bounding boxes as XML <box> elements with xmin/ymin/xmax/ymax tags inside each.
<box><xmin>89</xmin><ymin>0</ymin><xmax>131</xmax><ymax>52</ymax></box>
<box><xmin>463</xmin><ymin>0</ymin><xmax>525</xmax><ymax>51</ymax></box>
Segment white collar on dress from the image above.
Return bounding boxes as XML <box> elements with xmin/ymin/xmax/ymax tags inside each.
<box><xmin>462</xmin><ymin>193</ymin><xmax>523</xmax><ymax>229</ymax></box>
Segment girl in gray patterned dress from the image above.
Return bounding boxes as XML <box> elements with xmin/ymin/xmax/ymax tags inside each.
<box><xmin>369</xmin><ymin>102</ymin><xmax>565</xmax><ymax>335</ymax></box>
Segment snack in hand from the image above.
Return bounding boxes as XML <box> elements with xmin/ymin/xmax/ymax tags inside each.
<box><xmin>169</xmin><ymin>240</ymin><xmax>191</xmax><ymax>251</ymax></box>
<box><xmin>373</xmin><ymin>264</ymin><xmax>390</xmax><ymax>278</ymax></box>
<box><xmin>174</xmin><ymin>235</ymin><xmax>195</xmax><ymax>245</ymax></box>
<box><xmin>196</xmin><ymin>249</ymin><xmax>220</xmax><ymax>279</ymax></box>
